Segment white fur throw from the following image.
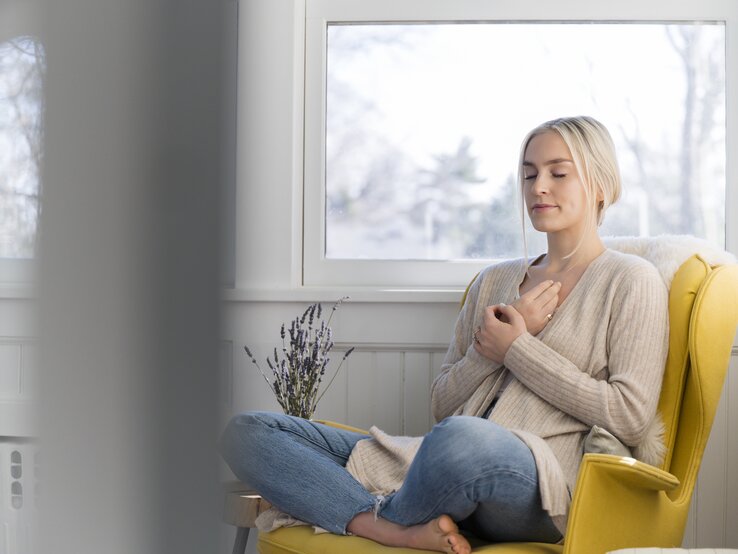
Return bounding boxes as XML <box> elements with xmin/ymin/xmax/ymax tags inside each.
<box><xmin>602</xmin><ymin>235</ymin><xmax>736</xmax><ymax>288</ymax></box>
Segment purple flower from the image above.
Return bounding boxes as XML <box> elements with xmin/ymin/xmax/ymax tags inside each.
<box><xmin>243</xmin><ymin>298</ymin><xmax>355</xmax><ymax>418</ymax></box>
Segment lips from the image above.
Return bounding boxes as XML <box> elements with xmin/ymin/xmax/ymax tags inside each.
<box><xmin>532</xmin><ymin>204</ymin><xmax>557</xmax><ymax>211</ymax></box>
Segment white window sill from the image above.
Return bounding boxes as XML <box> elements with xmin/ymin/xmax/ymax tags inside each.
<box><xmin>221</xmin><ymin>286</ymin><xmax>466</xmax><ymax>303</ymax></box>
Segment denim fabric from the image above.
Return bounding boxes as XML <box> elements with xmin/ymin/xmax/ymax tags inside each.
<box><xmin>219</xmin><ymin>410</ymin><xmax>375</xmax><ymax>535</ymax></box>
<box><xmin>219</xmin><ymin>411</ymin><xmax>562</xmax><ymax>543</ymax></box>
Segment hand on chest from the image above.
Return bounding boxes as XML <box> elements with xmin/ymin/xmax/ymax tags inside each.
<box><xmin>518</xmin><ymin>269</ymin><xmax>584</xmax><ymax>309</ymax></box>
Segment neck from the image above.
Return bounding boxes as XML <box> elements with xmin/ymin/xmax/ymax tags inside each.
<box><xmin>542</xmin><ymin>231</ymin><xmax>605</xmax><ymax>273</ymax></box>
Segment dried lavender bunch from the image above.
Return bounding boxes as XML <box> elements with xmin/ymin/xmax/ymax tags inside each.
<box><xmin>244</xmin><ymin>297</ymin><xmax>355</xmax><ymax>419</ymax></box>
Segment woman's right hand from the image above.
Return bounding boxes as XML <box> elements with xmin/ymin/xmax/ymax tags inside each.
<box><xmin>511</xmin><ymin>280</ymin><xmax>561</xmax><ymax>335</ymax></box>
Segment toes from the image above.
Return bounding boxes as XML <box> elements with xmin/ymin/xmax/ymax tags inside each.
<box><xmin>450</xmin><ymin>533</ymin><xmax>471</xmax><ymax>554</ymax></box>
<box><xmin>445</xmin><ymin>533</ymin><xmax>465</xmax><ymax>551</ymax></box>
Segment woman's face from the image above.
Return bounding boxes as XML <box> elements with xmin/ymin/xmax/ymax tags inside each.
<box><xmin>522</xmin><ymin>131</ymin><xmax>596</xmax><ymax>235</ymax></box>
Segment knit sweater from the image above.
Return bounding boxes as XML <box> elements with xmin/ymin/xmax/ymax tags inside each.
<box><xmin>345</xmin><ymin>248</ymin><xmax>670</xmax><ymax>536</ymax></box>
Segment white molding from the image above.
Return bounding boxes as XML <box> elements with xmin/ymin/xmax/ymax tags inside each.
<box><xmin>221</xmin><ymin>285</ymin><xmax>465</xmax><ymax>303</ymax></box>
<box><xmin>306</xmin><ymin>0</ymin><xmax>737</xmax><ymax>20</ymax></box>
<box><xmin>332</xmin><ymin>341</ymin><xmax>448</xmax><ymax>352</ymax></box>
<box><xmin>292</xmin><ymin>0</ymin><xmax>307</xmax><ymax>289</ymax></box>
<box><xmin>235</xmin><ymin>0</ymin><xmax>306</xmax><ymax>290</ymax></box>
<box><xmin>726</xmin><ymin>0</ymin><xmax>738</xmax><ymax>256</ymax></box>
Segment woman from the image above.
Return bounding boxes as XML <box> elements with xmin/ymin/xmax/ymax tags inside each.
<box><xmin>219</xmin><ymin>116</ymin><xmax>669</xmax><ymax>554</ymax></box>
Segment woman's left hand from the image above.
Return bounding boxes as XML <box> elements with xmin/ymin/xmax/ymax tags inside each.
<box><xmin>473</xmin><ymin>304</ymin><xmax>527</xmax><ymax>364</ymax></box>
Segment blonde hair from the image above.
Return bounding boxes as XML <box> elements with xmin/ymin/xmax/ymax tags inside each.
<box><xmin>517</xmin><ymin>115</ymin><xmax>622</xmax><ymax>263</ymax></box>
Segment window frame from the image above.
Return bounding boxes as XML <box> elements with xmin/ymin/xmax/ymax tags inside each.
<box><xmin>300</xmin><ymin>0</ymin><xmax>738</xmax><ymax>289</ymax></box>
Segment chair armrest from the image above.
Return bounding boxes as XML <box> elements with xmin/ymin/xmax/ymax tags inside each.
<box><xmin>577</xmin><ymin>453</ymin><xmax>679</xmax><ymax>491</ymax></box>
<box><xmin>563</xmin><ymin>454</ymin><xmax>682</xmax><ymax>554</ymax></box>
<box><xmin>312</xmin><ymin>419</ymin><xmax>370</xmax><ymax>434</ymax></box>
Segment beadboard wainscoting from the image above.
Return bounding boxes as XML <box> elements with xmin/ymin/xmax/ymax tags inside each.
<box><xmin>310</xmin><ymin>343</ymin><xmax>450</xmax><ymax>435</ymax></box>
<box><xmin>0</xmin><ymin>294</ymin><xmax>38</xmax><ymax>554</ymax></box>
<box><xmin>0</xmin><ymin>339</ymin><xmax>36</xmax><ymax>438</ymax></box>
<box><xmin>220</xmin><ymin>299</ymin><xmax>738</xmax><ymax>553</ymax></box>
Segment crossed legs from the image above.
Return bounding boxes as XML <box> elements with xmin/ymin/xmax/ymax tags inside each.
<box><xmin>219</xmin><ymin>412</ymin><xmax>561</xmax><ymax>553</ymax></box>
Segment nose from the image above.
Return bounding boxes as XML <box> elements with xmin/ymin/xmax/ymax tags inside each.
<box><xmin>530</xmin><ymin>174</ymin><xmax>550</xmax><ymax>196</ymax></box>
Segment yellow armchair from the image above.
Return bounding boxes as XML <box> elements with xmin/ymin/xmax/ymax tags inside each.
<box><xmin>257</xmin><ymin>254</ymin><xmax>738</xmax><ymax>554</ymax></box>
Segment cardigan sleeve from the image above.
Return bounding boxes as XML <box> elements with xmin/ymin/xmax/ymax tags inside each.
<box><xmin>431</xmin><ymin>270</ymin><xmax>504</xmax><ymax>423</ymax></box>
<box><xmin>503</xmin><ymin>265</ymin><xmax>669</xmax><ymax>446</ymax></box>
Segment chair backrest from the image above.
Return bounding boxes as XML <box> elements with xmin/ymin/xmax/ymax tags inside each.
<box><xmin>657</xmin><ymin>255</ymin><xmax>738</xmax><ymax>504</ymax></box>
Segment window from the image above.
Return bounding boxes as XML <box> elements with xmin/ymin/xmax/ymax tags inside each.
<box><xmin>302</xmin><ymin>0</ymin><xmax>736</xmax><ymax>288</ymax></box>
<box><xmin>0</xmin><ymin>34</ymin><xmax>44</xmax><ymax>284</ymax></box>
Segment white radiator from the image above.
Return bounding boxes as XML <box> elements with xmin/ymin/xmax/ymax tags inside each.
<box><xmin>0</xmin><ymin>441</ymin><xmax>37</xmax><ymax>554</ymax></box>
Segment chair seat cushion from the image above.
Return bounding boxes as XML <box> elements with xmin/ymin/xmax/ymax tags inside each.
<box><xmin>258</xmin><ymin>526</ymin><xmax>564</xmax><ymax>554</ymax></box>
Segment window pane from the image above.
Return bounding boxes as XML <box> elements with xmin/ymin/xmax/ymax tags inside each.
<box><xmin>0</xmin><ymin>36</ymin><xmax>45</xmax><ymax>259</ymax></box>
<box><xmin>325</xmin><ymin>23</ymin><xmax>726</xmax><ymax>260</ymax></box>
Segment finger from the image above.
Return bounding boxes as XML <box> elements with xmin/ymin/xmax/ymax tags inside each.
<box><xmin>481</xmin><ymin>308</ymin><xmax>496</xmax><ymax>329</ymax></box>
<box><xmin>473</xmin><ymin>325</ymin><xmax>486</xmax><ymax>346</ymax></box>
<box><xmin>485</xmin><ymin>304</ymin><xmax>505</xmax><ymax>323</ymax></box>
<box><xmin>474</xmin><ymin>340</ymin><xmax>492</xmax><ymax>360</ymax></box>
<box><xmin>496</xmin><ymin>303</ymin><xmax>524</xmax><ymax>325</ymax></box>
<box><xmin>536</xmin><ymin>280</ymin><xmax>562</xmax><ymax>304</ymax></box>
<box><xmin>541</xmin><ymin>291</ymin><xmax>559</xmax><ymax>314</ymax></box>
<box><xmin>524</xmin><ymin>279</ymin><xmax>556</xmax><ymax>300</ymax></box>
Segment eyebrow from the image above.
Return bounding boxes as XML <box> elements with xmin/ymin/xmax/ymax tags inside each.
<box><xmin>522</xmin><ymin>158</ymin><xmax>574</xmax><ymax>167</ymax></box>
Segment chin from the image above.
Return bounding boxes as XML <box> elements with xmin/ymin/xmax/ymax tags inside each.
<box><xmin>529</xmin><ymin>220</ymin><xmax>554</xmax><ymax>233</ymax></box>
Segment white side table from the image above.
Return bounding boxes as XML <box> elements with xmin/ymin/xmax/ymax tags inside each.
<box><xmin>222</xmin><ymin>481</ymin><xmax>272</xmax><ymax>554</ymax></box>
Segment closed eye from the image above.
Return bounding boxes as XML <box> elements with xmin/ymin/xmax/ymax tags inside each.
<box><xmin>524</xmin><ymin>175</ymin><xmax>537</xmax><ymax>180</ymax></box>
<box><xmin>552</xmin><ymin>173</ymin><xmax>567</xmax><ymax>178</ymax></box>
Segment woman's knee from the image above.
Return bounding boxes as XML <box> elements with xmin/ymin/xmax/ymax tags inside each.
<box><xmin>430</xmin><ymin>416</ymin><xmax>493</xmax><ymax>447</ymax></box>
<box><xmin>423</xmin><ymin>416</ymin><xmax>490</xmax><ymax>465</ymax></box>
<box><xmin>219</xmin><ymin>411</ymin><xmax>277</xmax><ymax>460</ymax></box>
<box><xmin>426</xmin><ymin>416</ymin><xmax>533</xmax><ymax>469</ymax></box>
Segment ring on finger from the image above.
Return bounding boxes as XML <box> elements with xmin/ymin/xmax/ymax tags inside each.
<box><xmin>473</xmin><ymin>326</ymin><xmax>481</xmax><ymax>343</ymax></box>
<box><xmin>546</xmin><ymin>313</ymin><xmax>553</xmax><ymax>320</ymax></box>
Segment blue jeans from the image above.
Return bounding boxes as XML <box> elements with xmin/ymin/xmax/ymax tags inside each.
<box><xmin>219</xmin><ymin>411</ymin><xmax>562</xmax><ymax>543</ymax></box>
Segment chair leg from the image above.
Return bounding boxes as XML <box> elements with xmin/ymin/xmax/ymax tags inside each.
<box><xmin>232</xmin><ymin>527</ymin><xmax>250</xmax><ymax>554</ymax></box>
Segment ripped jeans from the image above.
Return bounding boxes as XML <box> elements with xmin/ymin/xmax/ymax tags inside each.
<box><xmin>218</xmin><ymin>411</ymin><xmax>562</xmax><ymax>543</ymax></box>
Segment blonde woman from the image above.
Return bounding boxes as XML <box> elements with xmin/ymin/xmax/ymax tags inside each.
<box><xmin>220</xmin><ymin>116</ymin><xmax>669</xmax><ymax>554</ymax></box>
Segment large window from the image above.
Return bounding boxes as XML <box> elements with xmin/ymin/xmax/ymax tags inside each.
<box><xmin>302</xmin><ymin>0</ymin><xmax>735</xmax><ymax>288</ymax></box>
<box><xmin>325</xmin><ymin>23</ymin><xmax>725</xmax><ymax>261</ymax></box>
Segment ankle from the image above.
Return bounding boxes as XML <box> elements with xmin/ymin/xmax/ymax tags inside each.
<box><xmin>346</xmin><ymin>511</ymin><xmax>370</xmax><ymax>536</ymax></box>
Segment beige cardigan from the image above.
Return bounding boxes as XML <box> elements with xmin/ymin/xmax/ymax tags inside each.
<box><xmin>345</xmin><ymin>249</ymin><xmax>669</xmax><ymax>536</ymax></box>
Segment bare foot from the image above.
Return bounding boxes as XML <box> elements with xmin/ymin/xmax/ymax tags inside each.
<box><xmin>346</xmin><ymin>511</ymin><xmax>471</xmax><ymax>554</ymax></box>
<box><xmin>405</xmin><ymin>514</ymin><xmax>472</xmax><ymax>554</ymax></box>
